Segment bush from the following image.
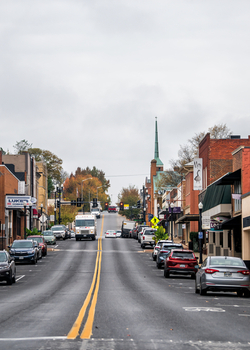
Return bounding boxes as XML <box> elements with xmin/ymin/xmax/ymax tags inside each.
<box><xmin>153</xmin><ymin>226</ymin><xmax>169</xmax><ymax>244</ymax></box>
<box><xmin>26</xmin><ymin>227</ymin><xmax>40</xmax><ymax>236</ymax></box>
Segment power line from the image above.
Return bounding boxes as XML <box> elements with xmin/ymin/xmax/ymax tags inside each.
<box><xmin>106</xmin><ymin>174</ymin><xmax>148</xmax><ymax>178</ymax></box>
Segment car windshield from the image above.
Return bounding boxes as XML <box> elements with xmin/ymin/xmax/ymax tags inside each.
<box><xmin>159</xmin><ymin>252</ymin><xmax>170</xmax><ymax>259</ymax></box>
<box><xmin>12</xmin><ymin>241</ymin><xmax>33</xmax><ymax>248</ymax></box>
<box><xmin>210</xmin><ymin>257</ymin><xmax>245</xmax><ymax>267</ymax></box>
<box><xmin>107</xmin><ymin>230</ymin><xmax>116</xmax><ymax>234</ymax></box>
<box><xmin>75</xmin><ymin>220</ymin><xmax>95</xmax><ymax>226</ymax></box>
<box><xmin>0</xmin><ymin>253</ymin><xmax>7</xmax><ymax>262</ymax></box>
<box><xmin>28</xmin><ymin>237</ymin><xmax>43</xmax><ymax>243</ymax></box>
<box><xmin>91</xmin><ymin>209</ymin><xmax>99</xmax><ymax>212</ymax></box>
<box><xmin>43</xmin><ymin>231</ymin><xmax>54</xmax><ymax>236</ymax></box>
<box><xmin>172</xmin><ymin>251</ymin><xmax>195</xmax><ymax>259</ymax></box>
<box><xmin>51</xmin><ymin>226</ymin><xmax>64</xmax><ymax>232</ymax></box>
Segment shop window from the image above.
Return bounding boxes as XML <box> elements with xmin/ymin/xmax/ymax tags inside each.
<box><xmin>220</xmin><ymin>232</ymin><xmax>223</xmax><ymax>247</ymax></box>
<box><xmin>234</xmin><ymin>181</ymin><xmax>241</xmax><ymax>212</ymax></box>
<box><xmin>228</xmin><ymin>231</ymin><xmax>231</xmax><ymax>250</ymax></box>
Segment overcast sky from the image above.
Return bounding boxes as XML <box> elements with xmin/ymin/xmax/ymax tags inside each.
<box><xmin>1</xmin><ymin>0</ymin><xmax>250</xmax><ymax>204</ymax></box>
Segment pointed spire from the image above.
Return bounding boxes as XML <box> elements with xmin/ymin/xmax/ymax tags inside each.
<box><xmin>154</xmin><ymin>116</ymin><xmax>159</xmax><ymax>159</ymax></box>
<box><xmin>154</xmin><ymin>116</ymin><xmax>163</xmax><ymax>167</ymax></box>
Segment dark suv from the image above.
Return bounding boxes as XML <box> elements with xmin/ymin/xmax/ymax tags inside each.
<box><xmin>0</xmin><ymin>250</ymin><xmax>16</xmax><ymax>285</ymax></box>
<box><xmin>9</xmin><ymin>239</ymin><xmax>38</xmax><ymax>264</ymax></box>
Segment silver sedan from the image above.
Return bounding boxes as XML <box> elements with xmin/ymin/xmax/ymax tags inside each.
<box><xmin>195</xmin><ymin>256</ymin><xmax>250</xmax><ymax>297</ymax></box>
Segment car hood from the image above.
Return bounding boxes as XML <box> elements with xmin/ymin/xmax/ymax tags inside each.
<box><xmin>0</xmin><ymin>263</ymin><xmax>8</xmax><ymax>267</ymax></box>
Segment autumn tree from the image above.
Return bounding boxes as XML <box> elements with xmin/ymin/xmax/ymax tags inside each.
<box><xmin>118</xmin><ymin>185</ymin><xmax>140</xmax><ymax>220</ymax></box>
<box><xmin>48</xmin><ymin>204</ymin><xmax>78</xmax><ymax>226</ymax></box>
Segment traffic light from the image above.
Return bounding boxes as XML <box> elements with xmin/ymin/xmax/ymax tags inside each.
<box><xmin>57</xmin><ymin>200</ymin><xmax>60</xmax><ymax>208</ymax></box>
<box><xmin>71</xmin><ymin>200</ymin><xmax>76</xmax><ymax>206</ymax></box>
<box><xmin>137</xmin><ymin>200</ymin><xmax>141</xmax><ymax>208</ymax></box>
<box><xmin>93</xmin><ymin>198</ymin><xmax>97</xmax><ymax>208</ymax></box>
<box><xmin>120</xmin><ymin>202</ymin><xmax>124</xmax><ymax>210</ymax></box>
<box><xmin>105</xmin><ymin>202</ymin><xmax>108</xmax><ymax>209</ymax></box>
<box><xmin>77</xmin><ymin>197</ymin><xmax>82</xmax><ymax>207</ymax></box>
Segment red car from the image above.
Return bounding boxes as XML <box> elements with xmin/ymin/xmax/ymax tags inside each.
<box><xmin>164</xmin><ymin>249</ymin><xmax>198</xmax><ymax>279</ymax></box>
<box><xmin>28</xmin><ymin>235</ymin><xmax>47</xmax><ymax>257</ymax></box>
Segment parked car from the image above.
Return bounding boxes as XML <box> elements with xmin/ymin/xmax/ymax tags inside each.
<box><xmin>9</xmin><ymin>239</ymin><xmax>38</xmax><ymax>264</ymax></box>
<box><xmin>141</xmin><ymin>229</ymin><xmax>156</xmax><ymax>249</ymax></box>
<box><xmin>42</xmin><ymin>230</ymin><xmax>56</xmax><ymax>245</ymax></box>
<box><xmin>0</xmin><ymin>250</ymin><xmax>16</xmax><ymax>285</ymax></box>
<box><xmin>195</xmin><ymin>256</ymin><xmax>250</xmax><ymax>297</ymax></box>
<box><xmin>116</xmin><ymin>230</ymin><xmax>122</xmax><ymax>238</ymax></box>
<box><xmin>137</xmin><ymin>225</ymin><xmax>150</xmax><ymax>242</ymax></box>
<box><xmin>138</xmin><ymin>226</ymin><xmax>151</xmax><ymax>243</ymax></box>
<box><xmin>105</xmin><ymin>230</ymin><xmax>117</xmax><ymax>238</ymax></box>
<box><xmin>51</xmin><ymin>225</ymin><xmax>66</xmax><ymax>240</ymax></box>
<box><xmin>156</xmin><ymin>250</ymin><xmax>171</xmax><ymax>269</ymax></box>
<box><xmin>70</xmin><ymin>230</ymin><xmax>75</xmax><ymax>238</ymax></box>
<box><xmin>164</xmin><ymin>249</ymin><xmax>198</xmax><ymax>279</ymax></box>
<box><xmin>152</xmin><ymin>240</ymin><xmax>175</xmax><ymax>261</ymax></box>
<box><xmin>27</xmin><ymin>235</ymin><xmax>47</xmax><ymax>256</ymax></box>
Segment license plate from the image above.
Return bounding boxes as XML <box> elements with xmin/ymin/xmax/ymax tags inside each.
<box><xmin>19</xmin><ymin>257</ymin><xmax>24</xmax><ymax>260</ymax></box>
<box><xmin>84</xmin><ymin>235</ymin><xmax>87</xmax><ymax>237</ymax></box>
<box><xmin>224</xmin><ymin>272</ymin><xmax>232</xmax><ymax>277</ymax></box>
<box><xmin>180</xmin><ymin>264</ymin><xmax>185</xmax><ymax>268</ymax></box>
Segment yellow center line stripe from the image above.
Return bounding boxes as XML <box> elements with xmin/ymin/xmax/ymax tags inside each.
<box><xmin>67</xmin><ymin>214</ymin><xmax>104</xmax><ymax>340</ymax></box>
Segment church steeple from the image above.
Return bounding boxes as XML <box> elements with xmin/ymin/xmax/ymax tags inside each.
<box><xmin>154</xmin><ymin>117</ymin><xmax>163</xmax><ymax>167</ymax></box>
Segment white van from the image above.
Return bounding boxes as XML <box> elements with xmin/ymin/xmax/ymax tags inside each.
<box><xmin>75</xmin><ymin>214</ymin><xmax>97</xmax><ymax>241</ymax></box>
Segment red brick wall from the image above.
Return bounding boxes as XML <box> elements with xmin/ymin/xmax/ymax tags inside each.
<box><xmin>199</xmin><ymin>134</ymin><xmax>250</xmax><ymax>187</ymax></box>
<box><xmin>242</xmin><ymin>148</ymin><xmax>250</xmax><ymax>195</ymax></box>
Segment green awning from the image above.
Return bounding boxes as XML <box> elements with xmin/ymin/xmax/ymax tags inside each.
<box><xmin>202</xmin><ymin>183</ymin><xmax>231</xmax><ymax>212</ymax></box>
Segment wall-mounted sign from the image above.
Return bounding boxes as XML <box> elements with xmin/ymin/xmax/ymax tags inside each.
<box><xmin>5</xmin><ymin>195</ymin><xmax>32</xmax><ymax>209</ymax></box>
<box><xmin>193</xmin><ymin>158</ymin><xmax>203</xmax><ymax>191</ymax></box>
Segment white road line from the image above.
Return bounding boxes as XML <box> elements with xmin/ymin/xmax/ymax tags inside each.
<box><xmin>0</xmin><ymin>336</ymin><xmax>67</xmax><ymax>341</ymax></box>
<box><xmin>239</xmin><ymin>314</ymin><xmax>250</xmax><ymax>317</ymax></box>
<box><xmin>16</xmin><ymin>275</ymin><xmax>25</xmax><ymax>282</ymax></box>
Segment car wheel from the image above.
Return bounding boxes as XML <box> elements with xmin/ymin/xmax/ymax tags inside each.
<box><xmin>243</xmin><ymin>290</ymin><xmax>250</xmax><ymax>298</ymax></box>
<box><xmin>191</xmin><ymin>273</ymin><xmax>196</xmax><ymax>280</ymax></box>
<box><xmin>141</xmin><ymin>244</ymin><xmax>145</xmax><ymax>249</ymax></box>
<box><xmin>33</xmin><ymin>256</ymin><xmax>37</xmax><ymax>265</ymax></box>
<box><xmin>12</xmin><ymin>270</ymin><xmax>16</xmax><ymax>284</ymax></box>
<box><xmin>92</xmin><ymin>236</ymin><xmax>96</xmax><ymax>241</ymax></box>
<box><xmin>7</xmin><ymin>271</ymin><xmax>13</xmax><ymax>285</ymax></box>
<box><xmin>195</xmin><ymin>279</ymin><xmax>199</xmax><ymax>294</ymax></box>
<box><xmin>200</xmin><ymin>284</ymin><xmax>206</xmax><ymax>295</ymax></box>
<box><xmin>237</xmin><ymin>291</ymin><xmax>244</xmax><ymax>297</ymax></box>
<box><xmin>153</xmin><ymin>256</ymin><xmax>156</xmax><ymax>261</ymax></box>
<box><xmin>157</xmin><ymin>263</ymin><xmax>161</xmax><ymax>269</ymax></box>
<box><xmin>164</xmin><ymin>269</ymin><xmax>169</xmax><ymax>278</ymax></box>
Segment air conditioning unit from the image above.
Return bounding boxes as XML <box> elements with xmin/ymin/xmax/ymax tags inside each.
<box><xmin>215</xmin><ymin>246</ymin><xmax>221</xmax><ymax>256</ymax></box>
<box><xmin>208</xmin><ymin>243</ymin><xmax>214</xmax><ymax>255</ymax></box>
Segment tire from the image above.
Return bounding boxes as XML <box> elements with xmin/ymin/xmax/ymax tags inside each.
<box><xmin>191</xmin><ymin>273</ymin><xmax>196</xmax><ymax>280</ymax></box>
<box><xmin>243</xmin><ymin>290</ymin><xmax>250</xmax><ymax>298</ymax></box>
<box><xmin>76</xmin><ymin>237</ymin><xmax>79</xmax><ymax>241</ymax></box>
<box><xmin>141</xmin><ymin>244</ymin><xmax>145</xmax><ymax>249</ymax></box>
<box><xmin>33</xmin><ymin>256</ymin><xmax>37</xmax><ymax>265</ymax></box>
<box><xmin>153</xmin><ymin>256</ymin><xmax>156</xmax><ymax>261</ymax></box>
<box><xmin>200</xmin><ymin>284</ymin><xmax>206</xmax><ymax>295</ymax></box>
<box><xmin>12</xmin><ymin>269</ymin><xmax>16</xmax><ymax>284</ymax></box>
<box><xmin>164</xmin><ymin>269</ymin><xmax>169</xmax><ymax>278</ymax></box>
<box><xmin>195</xmin><ymin>279</ymin><xmax>199</xmax><ymax>294</ymax></box>
<box><xmin>157</xmin><ymin>263</ymin><xmax>161</xmax><ymax>269</ymax></box>
<box><xmin>237</xmin><ymin>291</ymin><xmax>244</xmax><ymax>297</ymax></box>
<box><xmin>92</xmin><ymin>236</ymin><xmax>96</xmax><ymax>241</ymax></box>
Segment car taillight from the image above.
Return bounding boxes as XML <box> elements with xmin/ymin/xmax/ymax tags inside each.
<box><xmin>205</xmin><ymin>268</ymin><xmax>219</xmax><ymax>274</ymax></box>
<box><xmin>143</xmin><ymin>236</ymin><xmax>145</xmax><ymax>240</ymax></box>
<box><xmin>237</xmin><ymin>270</ymin><xmax>250</xmax><ymax>275</ymax></box>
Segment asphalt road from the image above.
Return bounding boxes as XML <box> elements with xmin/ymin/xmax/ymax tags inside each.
<box><xmin>0</xmin><ymin>212</ymin><xmax>250</xmax><ymax>350</ymax></box>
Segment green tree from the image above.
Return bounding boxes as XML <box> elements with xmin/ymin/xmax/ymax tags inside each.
<box><xmin>0</xmin><ymin>147</ymin><xmax>6</xmax><ymax>155</ymax></box>
<box><xmin>152</xmin><ymin>226</ymin><xmax>168</xmax><ymax>244</ymax></box>
<box><xmin>28</xmin><ymin>148</ymin><xmax>63</xmax><ymax>184</ymax></box>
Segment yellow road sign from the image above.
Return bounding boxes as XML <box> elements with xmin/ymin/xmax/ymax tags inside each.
<box><xmin>150</xmin><ymin>216</ymin><xmax>159</xmax><ymax>227</ymax></box>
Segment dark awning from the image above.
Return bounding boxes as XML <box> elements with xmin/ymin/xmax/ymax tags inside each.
<box><xmin>221</xmin><ymin>215</ymin><xmax>241</xmax><ymax>229</ymax></box>
<box><xmin>202</xmin><ymin>183</ymin><xmax>231</xmax><ymax>212</ymax></box>
<box><xmin>175</xmin><ymin>214</ymin><xmax>199</xmax><ymax>224</ymax></box>
<box><xmin>216</xmin><ymin>169</ymin><xmax>241</xmax><ymax>186</ymax></box>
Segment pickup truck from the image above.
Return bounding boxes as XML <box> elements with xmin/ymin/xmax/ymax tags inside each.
<box><xmin>141</xmin><ymin>229</ymin><xmax>156</xmax><ymax>249</ymax></box>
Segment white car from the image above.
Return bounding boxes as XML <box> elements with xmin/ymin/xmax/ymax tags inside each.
<box><xmin>141</xmin><ymin>229</ymin><xmax>157</xmax><ymax>249</ymax></box>
<box><xmin>70</xmin><ymin>230</ymin><xmax>75</xmax><ymax>238</ymax></box>
<box><xmin>105</xmin><ymin>230</ymin><xmax>117</xmax><ymax>238</ymax></box>
<box><xmin>116</xmin><ymin>230</ymin><xmax>122</xmax><ymax>238</ymax></box>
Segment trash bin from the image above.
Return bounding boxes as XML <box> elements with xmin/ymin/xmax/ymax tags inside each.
<box><xmin>188</xmin><ymin>241</ymin><xmax>193</xmax><ymax>250</ymax></box>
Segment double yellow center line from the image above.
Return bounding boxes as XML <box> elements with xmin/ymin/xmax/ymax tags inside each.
<box><xmin>67</xmin><ymin>215</ymin><xmax>104</xmax><ymax>339</ymax></box>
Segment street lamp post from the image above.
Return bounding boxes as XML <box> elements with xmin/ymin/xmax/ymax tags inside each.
<box><xmin>40</xmin><ymin>203</ymin><xmax>43</xmax><ymax>233</ymax></box>
<box><xmin>81</xmin><ymin>178</ymin><xmax>92</xmax><ymax>201</ymax></box>
<box><xmin>57</xmin><ymin>185</ymin><xmax>63</xmax><ymax>224</ymax></box>
<box><xmin>170</xmin><ymin>202</ymin><xmax>174</xmax><ymax>242</ymax></box>
<box><xmin>54</xmin><ymin>207</ymin><xmax>57</xmax><ymax>225</ymax></box>
<box><xmin>23</xmin><ymin>201</ymin><xmax>27</xmax><ymax>239</ymax></box>
<box><xmin>198</xmin><ymin>202</ymin><xmax>203</xmax><ymax>264</ymax></box>
<box><xmin>29</xmin><ymin>202</ymin><xmax>33</xmax><ymax>231</ymax></box>
<box><xmin>157</xmin><ymin>203</ymin><xmax>160</xmax><ymax>219</ymax></box>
